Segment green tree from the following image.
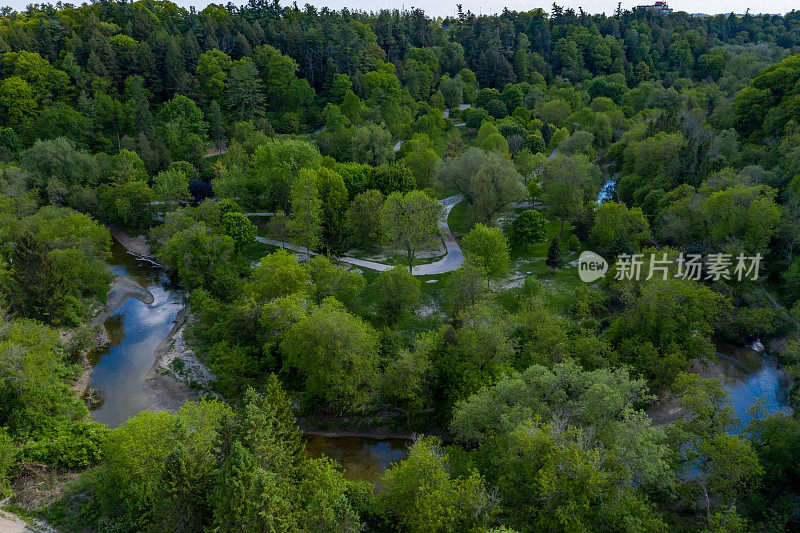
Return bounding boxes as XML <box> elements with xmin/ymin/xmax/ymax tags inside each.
<box><xmin>462</xmin><ymin>224</ymin><xmax>510</xmax><ymax>287</ymax></box>
<box><xmin>226</xmin><ymin>58</ymin><xmax>265</xmax><ymax>120</ymax></box>
<box><xmin>345</xmin><ymin>189</ymin><xmax>384</xmax><ymax>249</ymax></box>
<box><xmin>281</xmin><ymin>303</ymin><xmax>379</xmax><ymax>407</ymax></box>
<box><xmin>247</xmin><ymin>249</ymin><xmax>310</xmax><ymax>302</ymax></box>
<box><xmin>289</xmin><ymin>169</ymin><xmax>322</xmax><ymax>257</ymax></box>
<box><xmin>508</xmin><ymin>209</ymin><xmax>546</xmax><ymax>250</ymax></box>
<box><xmin>545</xmin><ymin>236</ymin><xmax>562</xmax><ymax>272</ymax></box>
<box><xmin>352</xmin><ymin>123</ymin><xmax>393</xmax><ymax>166</ymax></box>
<box><xmin>378</xmin><ymin>436</ymin><xmax>498</xmax><ymax>532</ymax></box>
<box><xmin>381</xmin><ymin>190</ymin><xmax>440</xmax><ymax>271</ymax></box>
<box><xmin>373</xmin><ymin>267</ymin><xmax>421</xmax><ymax>325</ymax></box>
<box><xmin>153</xmin><ymin>168</ymin><xmax>190</xmax><ymax>205</ymax></box>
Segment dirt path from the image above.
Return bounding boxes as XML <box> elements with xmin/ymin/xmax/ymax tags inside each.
<box><xmin>256</xmin><ymin>195</ymin><xmax>465</xmax><ymax>275</ymax></box>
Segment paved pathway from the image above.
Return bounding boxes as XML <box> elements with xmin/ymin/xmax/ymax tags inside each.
<box><xmin>255</xmin><ymin>195</ymin><xmax>464</xmax><ymax>275</ymax></box>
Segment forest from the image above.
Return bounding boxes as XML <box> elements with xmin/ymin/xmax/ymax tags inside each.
<box><xmin>1</xmin><ymin>0</ymin><xmax>800</xmax><ymax>531</ymax></box>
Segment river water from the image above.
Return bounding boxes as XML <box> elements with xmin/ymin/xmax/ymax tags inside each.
<box><xmin>715</xmin><ymin>344</ymin><xmax>790</xmax><ymax>431</ymax></box>
<box><xmin>91</xmin><ymin>238</ymin><xmax>790</xmax><ymax>479</ymax></box>
<box><xmin>87</xmin><ymin>240</ymin><xmax>185</xmax><ymax>428</ymax></box>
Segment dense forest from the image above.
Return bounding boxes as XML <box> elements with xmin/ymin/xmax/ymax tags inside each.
<box><xmin>1</xmin><ymin>1</ymin><xmax>800</xmax><ymax>531</ymax></box>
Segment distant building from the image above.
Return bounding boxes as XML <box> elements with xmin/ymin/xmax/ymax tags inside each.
<box><xmin>636</xmin><ymin>1</ymin><xmax>673</xmax><ymax>14</ymax></box>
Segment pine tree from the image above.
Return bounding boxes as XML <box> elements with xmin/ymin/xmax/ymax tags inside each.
<box><xmin>545</xmin><ymin>236</ymin><xmax>563</xmax><ymax>273</ymax></box>
<box><xmin>8</xmin><ymin>230</ymin><xmax>66</xmax><ymax>324</ymax></box>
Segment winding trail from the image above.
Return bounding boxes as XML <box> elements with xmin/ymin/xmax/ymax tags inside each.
<box><xmin>255</xmin><ymin>195</ymin><xmax>464</xmax><ymax>275</ymax></box>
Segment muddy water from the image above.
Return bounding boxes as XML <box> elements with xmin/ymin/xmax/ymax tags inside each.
<box><xmin>304</xmin><ymin>435</ymin><xmax>410</xmax><ymax>483</ymax></box>
<box><xmin>88</xmin><ymin>239</ymin><xmax>185</xmax><ymax>428</ymax></box>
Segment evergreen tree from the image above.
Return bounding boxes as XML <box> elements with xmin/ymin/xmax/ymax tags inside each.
<box><xmin>7</xmin><ymin>230</ymin><xmax>67</xmax><ymax>324</ymax></box>
<box><xmin>545</xmin><ymin>236</ymin><xmax>563</xmax><ymax>272</ymax></box>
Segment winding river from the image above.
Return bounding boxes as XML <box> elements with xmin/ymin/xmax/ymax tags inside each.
<box><xmin>90</xmin><ymin>237</ymin><xmax>791</xmax><ymax>480</ymax></box>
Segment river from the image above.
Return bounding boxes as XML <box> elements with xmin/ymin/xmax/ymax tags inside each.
<box><xmin>87</xmin><ymin>239</ymin><xmax>185</xmax><ymax>428</ymax></box>
<box><xmin>90</xmin><ymin>238</ymin><xmax>790</xmax><ymax>480</ymax></box>
<box><xmin>715</xmin><ymin>343</ymin><xmax>791</xmax><ymax>431</ymax></box>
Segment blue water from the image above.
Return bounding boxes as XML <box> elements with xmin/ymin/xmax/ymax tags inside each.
<box><xmin>88</xmin><ymin>241</ymin><xmax>185</xmax><ymax>428</ymax></box>
<box><xmin>715</xmin><ymin>346</ymin><xmax>790</xmax><ymax>431</ymax></box>
<box><xmin>598</xmin><ymin>176</ymin><xmax>616</xmax><ymax>203</ymax></box>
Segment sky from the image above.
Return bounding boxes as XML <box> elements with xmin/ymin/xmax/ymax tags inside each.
<box><xmin>1</xmin><ymin>0</ymin><xmax>795</xmax><ymax>17</ymax></box>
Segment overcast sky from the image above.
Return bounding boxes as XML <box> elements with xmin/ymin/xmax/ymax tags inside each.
<box><xmin>1</xmin><ymin>0</ymin><xmax>793</xmax><ymax>18</ymax></box>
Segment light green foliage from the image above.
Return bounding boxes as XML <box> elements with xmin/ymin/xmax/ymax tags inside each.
<box><xmin>462</xmin><ymin>223</ymin><xmax>510</xmax><ymax>285</ymax></box>
<box><xmin>153</xmin><ymin>167</ymin><xmax>191</xmax><ymax>204</ymax></box>
<box><xmin>219</xmin><ymin>211</ymin><xmax>255</xmax><ymax>251</ymax></box>
<box><xmin>540</xmin><ymin>153</ymin><xmax>602</xmax><ymax>236</ymax></box>
<box><xmin>437</xmin><ymin>147</ymin><xmax>526</xmax><ymax>223</ymax></box>
<box><xmin>290</xmin><ymin>168</ymin><xmax>323</xmax><ymax>255</ymax></box>
<box><xmin>670</xmin><ymin>373</ymin><xmax>764</xmax><ymax>524</ymax></box>
<box><xmin>247</xmin><ymin>139</ymin><xmax>322</xmax><ymax>211</ymax></box>
<box><xmin>591</xmin><ymin>201</ymin><xmax>652</xmax><ymax>251</ymax></box>
<box><xmin>378</xmin><ymin>436</ymin><xmax>498</xmax><ymax>532</ymax></box>
<box><xmin>109</xmin><ymin>149</ymin><xmax>148</xmax><ymax>184</ymax></box>
<box><xmin>281</xmin><ymin>303</ymin><xmax>379</xmax><ymax>407</ymax></box>
<box><xmin>315</xmin><ymin>167</ymin><xmax>349</xmax><ymax>254</ymax></box>
<box><xmin>157</xmin><ymin>223</ymin><xmax>236</xmax><ymax>293</ymax></box>
<box><xmin>157</xmin><ymin>95</ymin><xmax>208</xmax><ymax>162</ymax></box>
<box><xmin>381</xmin><ymin>190</ymin><xmax>440</xmax><ymax>270</ymax></box>
<box><xmin>444</xmin><ymin>258</ymin><xmax>489</xmax><ymax>317</ymax></box>
<box><xmin>248</xmin><ymin>249</ymin><xmax>310</xmax><ymax>302</ymax></box>
<box><xmin>451</xmin><ymin>361</ymin><xmax>670</xmax><ymax>531</ymax></box>
<box><xmin>373</xmin><ymin>266</ymin><xmax>421</xmax><ymax>324</ymax></box>
<box><xmin>401</xmin><ymin>133</ymin><xmax>439</xmax><ymax>188</ymax></box>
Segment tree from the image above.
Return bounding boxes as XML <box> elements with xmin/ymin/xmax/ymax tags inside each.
<box><xmin>381</xmin><ymin>191</ymin><xmax>440</xmax><ymax>271</ymax></box>
<box><xmin>437</xmin><ymin>148</ymin><xmax>526</xmax><ymax>223</ymax></box>
<box><xmin>462</xmin><ymin>224</ymin><xmax>510</xmax><ymax>287</ymax></box>
<box><xmin>249</xmin><ymin>139</ymin><xmax>322</xmax><ymax>212</ymax></box>
<box><xmin>153</xmin><ymin>168</ymin><xmax>190</xmax><ymax>205</ymax></box>
<box><xmin>6</xmin><ymin>230</ymin><xmax>67</xmax><ymax>325</ymax></box>
<box><xmin>509</xmin><ymin>209</ymin><xmax>547</xmax><ymax>250</ymax></box>
<box><xmin>220</xmin><ymin>211</ymin><xmax>256</xmax><ymax>251</ymax></box>
<box><xmin>352</xmin><ymin>123</ymin><xmax>393</xmax><ymax>166</ymax></box>
<box><xmin>157</xmin><ymin>95</ymin><xmax>208</xmax><ymax>163</ymax></box>
<box><xmin>669</xmin><ymin>373</ymin><xmax>764</xmax><ymax>525</ymax></box>
<box><xmin>247</xmin><ymin>249</ymin><xmax>310</xmax><ymax>302</ymax></box>
<box><xmin>289</xmin><ymin>169</ymin><xmax>322</xmax><ymax>258</ymax></box>
<box><xmin>545</xmin><ymin>236</ymin><xmax>563</xmax><ymax>272</ymax></box>
<box><xmin>345</xmin><ymin>189</ymin><xmax>384</xmax><ymax>248</ymax></box>
<box><xmin>378</xmin><ymin>436</ymin><xmax>498</xmax><ymax>532</ymax></box>
<box><xmin>157</xmin><ymin>224</ymin><xmax>236</xmax><ymax>295</ymax></box>
<box><xmin>450</xmin><ymin>361</ymin><xmax>670</xmax><ymax>531</ymax></box>
<box><xmin>373</xmin><ymin>267</ymin><xmax>421</xmax><ymax>325</ymax></box>
<box><xmin>591</xmin><ymin>201</ymin><xmax>651</xmax><ymax>252</ymax></box>
<box><xmin>315</xmin><ymin>167</ymin><xmax>349</xmax><ymax>255</ymax></box>
<box><xmin>607</xmin><ymin>279</ymin><xmax>729</xmax><ymax>387</ymax></box>
<box><xmin>307</xmin><ymin>256</ymin><xmax>366</xmax><ymax>311</ymax></box>
<box><xmin>541</xmin><ymin>154</ymin><xmax>602</xmax><ymax>237</ymax></box>
<box><xmin>281</xmin><ymin>304</ymin><xmax>379</xmax><ymax>407</ymax></box>
<box><xmin>444</xmin><ymin>259</ymin><xmax>489</xmax><ymax>317</ymax></box>
<box><xmin>226</xmin><ymin>59</ymin><xmax>265</xmax><ymax>120</ymax></box>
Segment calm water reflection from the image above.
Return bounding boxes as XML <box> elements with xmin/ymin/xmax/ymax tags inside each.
<box><xmin>88</xmin><ymin>240</ymin><xmax>185</xmax><ymax>428</ymax></box>
<box><xmin>716</xmin><ymin>344</ymin><xmax>790</xmax><ymax>431</ymax></box>
<box><xmin>304</xmin><ymin>435</ymin><xmax>410</xmax><ymax>482</ymax></box>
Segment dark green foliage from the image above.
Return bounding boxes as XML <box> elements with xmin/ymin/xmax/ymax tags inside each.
<box><xmin>545</xmin><ymin>236</ymin><xmax>562</xmax><ymax>272</ymax></box>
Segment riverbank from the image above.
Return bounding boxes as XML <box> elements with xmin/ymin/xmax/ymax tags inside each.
<box><xmin>145</xmin><ymin>304</ymin><xmax>216</xmax><ymax>411</ymax></box>
<box><xmin>109</xmin><ymin>229</ymin><xmax>157</xmax><ymax>262</ymax></box>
